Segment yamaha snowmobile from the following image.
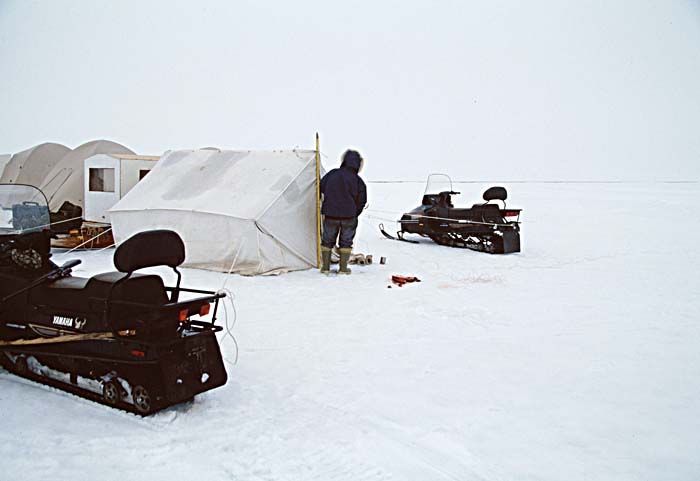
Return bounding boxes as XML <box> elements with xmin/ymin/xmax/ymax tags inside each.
<box><xmin>0</xmin><ymin>184</ymin><xmax>227</xmax><ymax>415</ymax></box>
<box><xmin>380</xmin><ymin>174</ymin><xmax>521</xmax><ymax>253</ymax></box>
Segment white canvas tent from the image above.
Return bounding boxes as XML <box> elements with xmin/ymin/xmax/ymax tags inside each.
<box><xmin>0</xmin><ymin>142</ymin><xmax>70</xmax><ymax>186</ymax></box>
<box><xmin>39</xmin><ymin>140</ymin><xmax>134</xmax><ymax>212</ymax></box>
<box><xmin>0</xmin><ymin>155</ymin><xmax>11</xmax><ymax>178</ymax></box>
<box><xmin>110</xmin><ymin>149</ymin><xmax>323</xmax><ymax>275</ymax></box>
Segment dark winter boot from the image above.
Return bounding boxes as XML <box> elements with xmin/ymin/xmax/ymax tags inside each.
<box><xmin>338</xmin><ymin>247</ymin><xmax>352</xmax><ymax>275</ymax></box>
<box><xmin>320</xmin><ymin>246</ymin><xmax>332</xmax><ymax>274</ymax></box>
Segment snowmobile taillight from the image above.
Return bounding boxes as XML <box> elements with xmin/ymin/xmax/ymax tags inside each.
<box><xmin>179</xmin><ymin>309</ymin><xmax>189</xmax><ymax>322</ymax></box>
<box><xmin>199</xmin><ymin>304</ymin><xmax>210</xmax><ymax>316</ymax></box>
<box><xmin>502</xmin><ymin>210</ymin><xmax>520</xmax><ymax>218</ymax></box>
<box><xmin>130</xmin><ymin>349</ymin><xmax>145</xmax><ymax>358</ymax></box>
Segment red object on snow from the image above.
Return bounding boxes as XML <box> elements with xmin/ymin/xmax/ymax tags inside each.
<box><xmin>391</xmin><ymin>275</ymin><xmax>422</xmax><ymax>287</ymax></box>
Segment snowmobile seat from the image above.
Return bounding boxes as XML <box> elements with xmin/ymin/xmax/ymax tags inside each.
<box><xmin>29</xmin><ymin>230</ymin><xmax>185</xmax><ymax>324</ymax></box>
<box><xmin>468</xmin><ymin>203</ymin><xmax>504</xmax><ymax>223</ymax></box>
<box><xmin>29</xmin><ymin>230</ymin><xmax>184</xmax><ymax>315</ymax></box>
<box><xmin>31</xmin><ymin>272</ymin><xmax>169</xmax><ymax>315</ymax></box>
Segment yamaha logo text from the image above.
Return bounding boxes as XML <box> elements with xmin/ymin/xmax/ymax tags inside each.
<box><xmin>52</xmin><ymin>316</ymin><xmax>87</xmax><ymax>329</ymax></box>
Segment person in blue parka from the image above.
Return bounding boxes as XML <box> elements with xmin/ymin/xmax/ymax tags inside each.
<box><xmin>320</xmin><ymin>149</ymin><xmax>367</xmax><ymax>274</ymax></box>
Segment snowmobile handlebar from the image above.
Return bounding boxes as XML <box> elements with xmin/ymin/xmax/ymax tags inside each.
<box><xmin>47</xmin><ymin>259</ymin><xmax>82</xmax><ymax>280</ymax></box>
<box><xmin>60</xmin><ymin>259</ymin><xmax>81</xmax><ymax>271</ymax></box>
<box><xmin>436</xmin><ymin>190</ymin><xmax>460</xmax><ymax>196</ymax></box>
<box><xmin>1</xmin><ymin>259</ymin><xmax>82</xmax><ymax>304</ymax></box>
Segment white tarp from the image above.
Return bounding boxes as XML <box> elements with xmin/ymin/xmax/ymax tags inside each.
<box><xmin>0</xmin><ymin>142</ymin><xmax>70</xmax><ymax>187</ymax></box>
<box><xmin>39</xmin><ymin>140</ymin><xmax>134</xmax><ymax>211</ymax></box>
<box><xmin>109</xmin><ymin>149</ymin><xmax>323</xmax><ymax>275</ymax></box>
<box><xmin>0</xmin><ymin>154</ymin><xmax>11</xmax><ymax>178</ymax></box>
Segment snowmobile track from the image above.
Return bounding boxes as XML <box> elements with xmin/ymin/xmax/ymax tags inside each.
<box><xmin>0</xmin><ymin>367</ymin><xmax>185</xmax><ymax>427</ymax></box>
<box><xmin>0</xmin><ymin>360</ymin><xmax>183</xmax><ymax>417</ymax></box>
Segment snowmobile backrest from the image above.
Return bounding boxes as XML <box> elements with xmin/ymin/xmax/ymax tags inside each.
<box><xmin>114</xmin><ymin>230</ymin><xmax>185</xmax><ymax>274</ymax></box>
<box><xmin>482</xmin><ymin>186</ymin><xmax>507</xmax><ymax>202</ymax></box>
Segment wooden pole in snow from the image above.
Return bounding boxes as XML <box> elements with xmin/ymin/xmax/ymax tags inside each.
<box><xmin>315</xmin><ymin>133</ymin><xmax>322</xmax><ymax>268</ymax></box>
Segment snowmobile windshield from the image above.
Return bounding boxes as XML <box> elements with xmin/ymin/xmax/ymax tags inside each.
<box><xmin>0</xmin><ymin>184</ymin><xmax>51</xmax><ymax>234</ymax></box>
<box><xmin>424</xmin><ymin>173</ymin><xmax>454</xmax><ymax>195</ymax></box>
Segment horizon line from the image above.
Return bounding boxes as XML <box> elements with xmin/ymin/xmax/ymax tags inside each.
<box><xmin>366</xmin><ymin>180</ymin><xmax>699</xmax><ymax>184</ymax></box>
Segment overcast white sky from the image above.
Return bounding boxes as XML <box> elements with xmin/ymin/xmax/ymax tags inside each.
<box><xmin>1</xmin><ymin>0</ymin><xmax>699</xmax><ymax>180</ymax></box>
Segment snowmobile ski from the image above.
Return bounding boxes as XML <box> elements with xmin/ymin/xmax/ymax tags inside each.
<box><xmin>379</xmin><ymin>223</ymin><xmax>419</xmax><ymax>243</ymax></box>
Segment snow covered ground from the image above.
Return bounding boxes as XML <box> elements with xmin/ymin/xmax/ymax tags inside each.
<box><xmin>1</xmin><ymin>182</ymin><xmax>699</xmax><ymax>481</ymax></box>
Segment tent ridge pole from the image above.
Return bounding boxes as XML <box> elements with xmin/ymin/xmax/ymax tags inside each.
<box><xmin>315</xmin><ymin>133</ymin><xmax>322</xmax><ymax>268</ymax></box>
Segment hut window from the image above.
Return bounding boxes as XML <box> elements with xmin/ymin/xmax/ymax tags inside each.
<box><xmin>89</xmin><ymin>168</ymin><xmax>115</xmax><ymax>192</ymax></box>
<box><xmin>139</xmin><ymin>169</ymin><xmax>150</xmax><ymax>180</ymax></box>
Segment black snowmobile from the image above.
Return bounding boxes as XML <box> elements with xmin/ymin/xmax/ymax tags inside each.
<box><xmin>380</xmin><ymin>175</ymin><xmax>521</xmax><ymax>254</ymax></box>
<box><xmin>0</xmin><ymin>184</ymin><xmax>228</xmax><ymax>415</ymax></box>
